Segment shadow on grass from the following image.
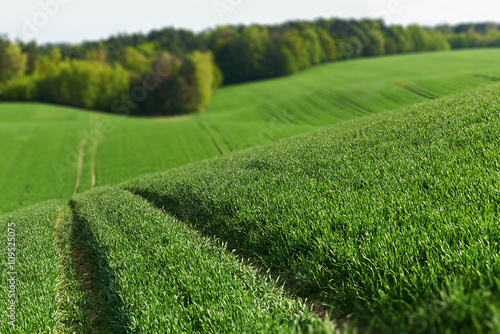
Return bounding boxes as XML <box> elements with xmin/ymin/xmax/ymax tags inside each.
<box><xmin>69</xmin><ymin>199</ymin><xmax>131</xmax><ymax>333</ymax></box>
<box><xmin>125</xmin><ymin>185</ymin><xmax>340</xmax><ymax>312</ymax></box>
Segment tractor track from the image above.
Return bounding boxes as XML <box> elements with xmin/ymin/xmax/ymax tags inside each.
<box><xmin>211</xmin><ymin>124</ymin><xmax>233</xmax><ymax>153</ymax></box>
<box><xmin>73</xmin><ymin>133</ymin><xmax>89</xmax><ymax>195</ymax></box>
<box><xmin>197</xmin><ymin>121</ymin><xmax>223</xmax><ymax>155</ymax></box>
<box><xmin>91</xmin><ymin>133</ymin><xmax>100</xmax><ymax>190</ymax></box>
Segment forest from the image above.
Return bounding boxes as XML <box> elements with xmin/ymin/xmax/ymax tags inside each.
<box><xmin>1</xmin><ymin>19</ymin><xmax>499</xmax><ymax>115</ymax></box>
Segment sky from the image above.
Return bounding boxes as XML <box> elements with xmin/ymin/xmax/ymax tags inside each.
<box><xmin>1</xmin><ymin>0</ymin><xmax>498</xmax><ymax>44</ymax></box>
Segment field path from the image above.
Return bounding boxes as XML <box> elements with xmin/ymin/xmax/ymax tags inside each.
<box><xmin>73</xmin><ymin>133</ymin><xmax>88</xmax><ymax>195</ymax></box>
<box><xmin>91</xmin><ymin>132</ymin><xmax>100</xmax><ymax>190</ymax></box>
<box><xmin>197</xmin><ymin>121</ymin><xmax>223</xmax><ymax>155</ymax></box>
<box><xmin>211</xmin><ymin>124</ymin><xmax>233</xmax><ymax>153</ymax></box>
<box><xmin>68</xmin><ymin>200</ymin><xmax>130</xmax><ymax>331</ymax></box>
<box><xmin>392</xmin><ymin>81</ymin><xmax>438</xmax><ymax>99</ymax></box>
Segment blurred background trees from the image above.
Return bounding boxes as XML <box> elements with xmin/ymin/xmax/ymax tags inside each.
<box><xmin>0</xmin><ymin>19</ymin><xmax>498</xmax><ymax>115</ymax></box>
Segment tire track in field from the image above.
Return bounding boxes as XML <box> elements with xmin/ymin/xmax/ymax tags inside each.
<box><xmin>67</xmin><ymin>201</ymin><xmax>130</xmax><ymax>332</ymax></box>
<box><xmin>300</xmin><ymin>95</ymin><xmax>342</xmax><ymax>123</ymax></box>
<box><xmin>262</xmin><ymin>103</ymin><xmax>313</xmax><ymax>126</ymax></box>
<box><xmin>54</xmin><ymin>206</ymin><xmax>71</xmax><ymax>332</ymax></box>
<box><xmin>318</xmin><ymin>90</ymin><xmax>373</xmax><ymax>116</ymax></box>
<box><xmin>91</xmin><ymin>132</ymin><xmax>100</xmax><ymax>190</ymax></box>
<box><xmin>294</xmin><ymin>82</ymin><xmax>352</xmax><ymax>121</ymax></box>
<box><xmin>197</xmin><ymin>121</ymin><xmax>223</xmax><ymax>155</ymax></box>
<box><xmin>263</xmin><ymin>104</ymin><xmax>289</xmax><ymax>125</ymax></box>
<box><xmin>471</xmin><ymin>74</ymin><xmax>500</xmax><ymax>83</ymax></box>
<box><xmin>54</xmin><ymin>206</ymin><xmax>84</xmax><ymax>333</ymax></box>
<box><xmin>296</xmin><ymin>81</ymin><xmax>371</xmax><ymax>118</ymax></box>
<box><xmin>126</xmin><ymin>188</ymin><xmax>346</xmax><ymax>325</ymax></box>
<box><xmin>73</xmin><ymin>133</ymin><xmax>89</xmax><ymax>195</ymax></box>
<box><xmin>210</xmin><ymin>124</ymin><xmax>233</xmax><ymax>153</ymax></box>
<box><xmin>392</xmin><ymin>81</ymin><xmax>438</xmax><ymax>99</ymax></box>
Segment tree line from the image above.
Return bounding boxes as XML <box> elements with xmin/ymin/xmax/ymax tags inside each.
<box><xmin>1</xmin><ymin>19</ymin><xmax>499</xmax><ymax>115</ymax></box>
<box><xmin>0</xmin><ymin>35</ymin><xmax>220</xmax><ymax>115</ymax></box>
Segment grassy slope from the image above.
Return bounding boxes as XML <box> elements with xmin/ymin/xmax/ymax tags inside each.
<box><xmin>70</xmin><ymin>187</ymin><xmax>333</xmax><ymax>333</ymax></box>
<box><xmin>122</xmin><ymin>84</ymin><xmax>500</xmax><ymax>333</ymax></box>
<box><xmin>0</xmin><ymin>104</ymin><xmax>90</xmax><ymax>213</ymax></box>
<box><xmin>0</xmin><ymin>201</ymin><xmax>77</xmax><ymax>333</ymax></box>
<box><xmin>2</xmin><ymin>49</ymin><xmax>500</xmax><ymax>214</ymax></box>
<box><xmin>0</xmin><ymin>193</ymin><xmax>336</xmax><ymax>333</ymax></box>
<box><xmin>1</xmin><ymin>75</ymin><xmax>499</xmax><ymax>333</ymax></box>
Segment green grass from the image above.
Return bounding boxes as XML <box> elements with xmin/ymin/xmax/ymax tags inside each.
<box><xmin>123</xmin><ymin>84</ymin><xmax>500</xmax><ymax>333</ymax></box>
<box><xmin>69</xmin><ymin>187</ymin><xmax>333</xmax><ymax>333</ymax></box>
<box><xmin>0</xmin><ymin>192</ymin><xmax>339</xmax><ymax>333</ymax></box>
<box><xmin>1</xmin><ymin>49</ymin><xmax>500</xmax><ymax>332</ymax></box>
<box><xmin>0</xmin><ymin>104</ymin><xmax>90</xmax><ymax>213</ymax></box>
<box><xmin>0</xmin><ymin>201</ymin><xmax>76</xmax><ymax>333</ymax></box>
<box><xmin>3</xmin><ymin>49</ymin><xmax>500</xmax><ymax>214</ymax></box>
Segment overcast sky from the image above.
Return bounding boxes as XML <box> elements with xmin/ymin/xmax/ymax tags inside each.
<box><xmin>1</xmin><ymin>0</ymin><xmax>498</xmax><ymax>44</ymax></box>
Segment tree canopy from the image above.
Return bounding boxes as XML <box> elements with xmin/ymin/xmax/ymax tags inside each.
<box><xmin>0</xmin><ymin>19</ymin><xmax>498</xmax><ymax>115</ymax></box>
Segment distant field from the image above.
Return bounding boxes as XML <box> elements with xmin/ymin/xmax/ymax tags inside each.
<box><xmin>2</xmin><ymin>49</ymin><xmax>500</xmax><ymax>214</ymax></box>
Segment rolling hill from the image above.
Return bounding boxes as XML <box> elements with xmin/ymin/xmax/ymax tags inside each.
<box><xmin>1</xmin><ymin>49</ymin><xmax>500</xmax><ymax>332</ymax></box>
<box><xmin>2</xmin><ymin>49</ymin><xmax>500</xmax><ymax>214</ymax></box>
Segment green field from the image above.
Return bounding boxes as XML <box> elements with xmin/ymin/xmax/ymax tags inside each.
<box><xmin>2</xmin><ymin>49</ymin><xmax>500</xmax><ymax>214</ymax></box>
<box><xmin>69</xmin><ymin>187</ymin><xmax>329</xmax><ymax>332</ymax></box>
<box><xmin>0</xmin><ymin>201</ymin><xmax>74</xmax><ymax>332</ymax></box>
<box><xmin>1</xmin><ymin>49</ymin><xmax>500</xmax><ymax>332</ymax></box>
<box><xmin>124</xmin><ymin>83</ymin><xmax>500</xmax><ymax>332</ymax></box>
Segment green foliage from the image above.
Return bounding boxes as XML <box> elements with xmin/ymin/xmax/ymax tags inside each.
<box><xmin>188</xmin><ymin>51</ymin><xmax>220</xmax><ymax>111</ymax></box>
<box><xmin>407</xmin><ymin>24</ymin><xmax>429</xmax><ymax>51</ymax></box>
<box><xmin>300</xmin><ymin>28</ymin><xmax>323</xmax><ymax>65</ymax></box>
<box><xmin>0</xmin><ymin>19</ymin><xmax>498</xmax><ymax>111</ymax></box>
<box><xmin>37</xmin><ymin>59</ymin><xmax>129</xmax><ymax>110</ymax></box>
<box><xmin>388</xmin><ymin>26</ymin><xmax>415</xmax><ymax>53</ymax></box>
<box><xmin>209</xmin><ymin>26</ymin><xmax>275</xmax><ymax>83</ymax></box>
<box><xmin>120</xmin><ymin>46</ymin><xmax>152</xmax><ymax>74</ymax></box>
<box><xmin>0</xmin><ymin>36</ymin><xmax>221</xmax><ymax>115</ymax></box>
<box><xmin>0</xmin><ymin>49</ymin><xmax>130</xmax><ymax>111</ymax></box>
<box><xmin>279</xmin><ymin>29</ymin><xmax>311</xmax><ymax>71</ymax></box>
<box><xmin>211</xmin><ymin>59</ymin><xmax>224</xmax><ymax>89</ymax></box>
<box><xmin>237</xmin><ymin>26</ymin><xmax>274</xmax><ymax>80</ymax></box>
<box><xmin>18</xmin><ymin>41</ymin><xmax>38</xmax><ymax>75</ymax></box>
<box><xmin>137</xmin><ymin>51</ymin><xmax>221</xmax><ymax>114</ymax></box>
<box><xmin>0</xmin><ymin>41</ymin><xmax>27</xmax><ymax>83</ymax></box>
<box><xmin>85</xmin><ymin>45</ymin><xmax>107</xmax><ymax>63</ymax></box>
<box><xmin>362</xmin><ymin>27</ymin><xmax>386</xmax><ymax>57</ymax></box>
<box><xmin>446</xmin><ymin>32</ymin><xmax>484</xmax><ymax>49</ymax></box>
<box><xmin>425</xmin><ymin>30</ymin><xmax>451</xmax><ymax>51</ymax></box>
<box><xmin>317</xmin><ymin>29</ymin><xmax>337</xmax><ymax>62</ymax></box>
<box><xmin>138</xmin><ymin>51</ymin><xmax>183</xmax><ymax>113</ymax></box>
<box><xmin>481</xmin><ymin>29</ymin><xmax>500</xmax><ymax>46</ymax></box>
<box><xmin>0</xmin><ymin>75</ymin><xmax>37</xmax><ymax>101</ymax></box>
